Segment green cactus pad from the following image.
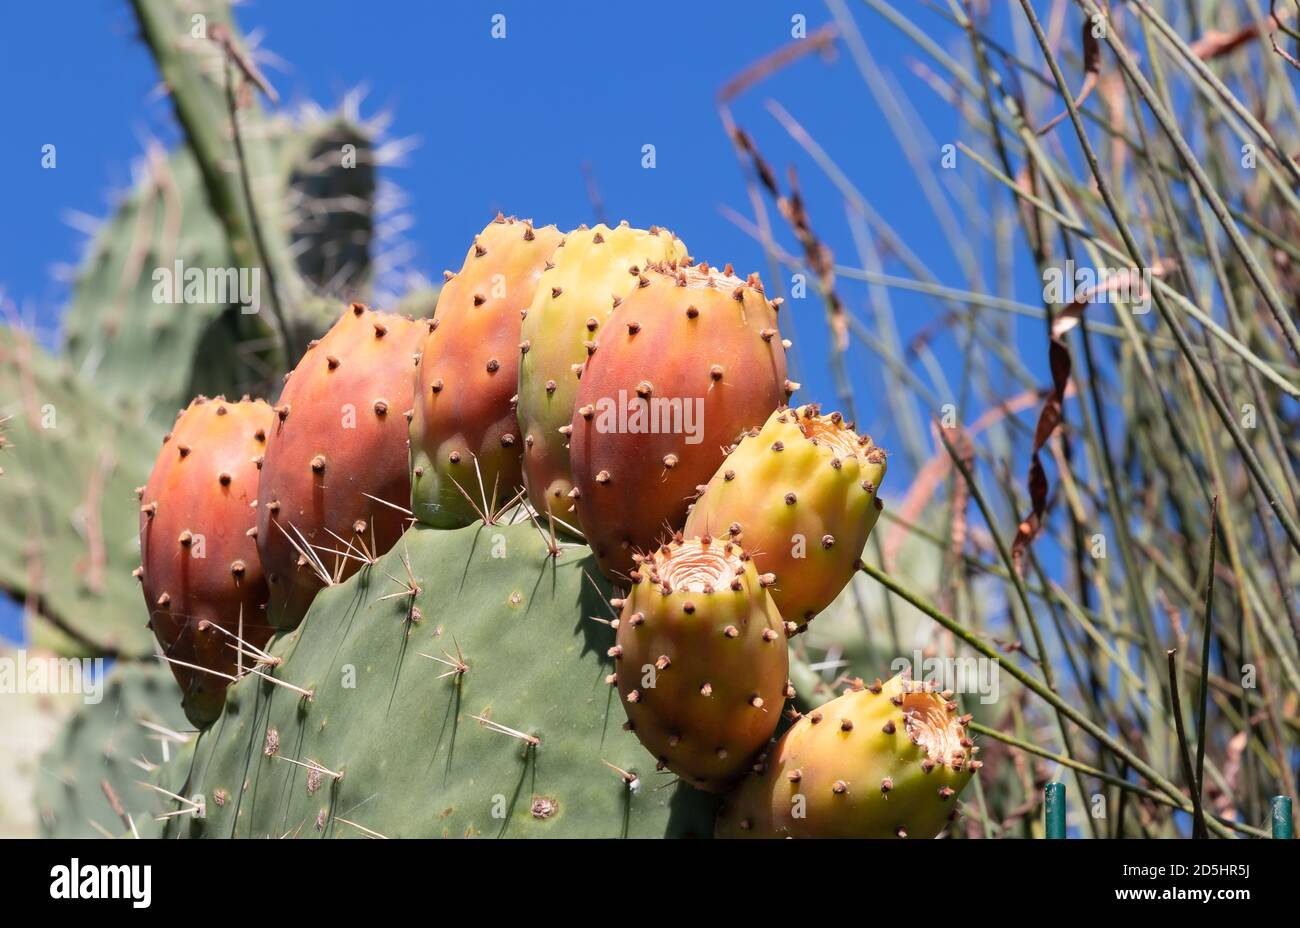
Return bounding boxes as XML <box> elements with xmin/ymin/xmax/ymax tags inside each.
<box><xmin>35</xmin><ymin>660</ymin><xmax>193</xmax><ymax>838</ymax></box>
<box><xmin>60</xmin><ymin>143</ymin><xmax>257</xmax><ymax>428</ymax></box>
<box><xmin>158</xmin><ymin>520</ymin><xmax>716</xmax><ymax>837</ymax></box>
<box><xmin>0</xmin><ymin>329</ymin><xmax>156</xmax><ymax>657</ymax></box>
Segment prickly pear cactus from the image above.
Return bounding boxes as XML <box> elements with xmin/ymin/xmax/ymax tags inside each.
<box><xmin>571</xmin><ymin>262</ymin><xmax>789</xmax><ymax>580</ymax></box>
<box><xmin>686</xmin><ymin>404</ymin><xmax>886</xmax><ymax>627</ymax></box>
<box><xmin>257</xmin><ymin>304</ymin><xmax>426</xmax><ymax>628</ymax></box>
<box><xmin>35</xmin><ymin>661</ymin><xmax>193</xmax><ymax>838</ymax></box>
<box><xmin>516</xmin><ymin>223</ymin><xmax>688</xmax><ymax>530</ymax></box>
<box><xmin>615</xmin><ymin>536</ymin><xmax>788</xmax><ymax>792</ymax></box>
<box><xmin>411</xmin><ymin>215</ymin><xmax>563</xmax><ymax>527</ymax></box>
<box><xmin>715</xmin><ymin>673</ymin><xmax>977</xmax><ymax>838</ymax></box>
<box><xmin>275</xmin><ymin>113</ymin><xmax>378</xmax><ymax>300</ymax></box>
<box><xmin>62</xmin><ymin>69</ymin><xmax>380</xmax><ymax>426</ymax></box>
<box><xmin>61</xmin><ymin>143</ymin><xmax>257</xmax><ymax>428</ymax></box>
<box><xmin>0</xmin><ymin>329</ymin><xmax>156</xmax><ymax>657</ymax></box>
<box><xmin>139</xmin><ymin>396</ymin><xmax>274</xmax><ymax>726</ymax></box>
<box><xmin>158</xmin><ymin>520</ymin><xmax>716</xmax><ymax>837</ymax></box>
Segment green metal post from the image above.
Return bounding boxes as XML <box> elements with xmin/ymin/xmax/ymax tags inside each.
<box><xmin>1272</xmin><ymin>796</ymin><xmax>1293</xmax><ymax>839</ymax></box>
<box><xmin>1045</xmin><ymin>782</ymin><xmax>1066</xmax><ymax>839</ymax></box>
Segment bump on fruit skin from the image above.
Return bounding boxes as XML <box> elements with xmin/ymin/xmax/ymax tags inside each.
<box><xmin>139</xmin><ymin>395</ymin><xmax>273</xmax><ymax>726</ymax></box>
<box><xmin>715</xmin><ymin>673</ymin><xmax>977</xmax><ymax>838</ymax></box>
<box><xmin>685</xmin><ymin>403</ymin><xmax>886</xmax><ymax>626</ymax></box>
<box><xmin>516</xmin><ymin>222</ymin><xmax>689</xmax><ymax>531</ymax></box>
<box><xmin>411</xmin><ymin>215</ymin><xmax>563</xmax><ymax>527</ymax></box>
<box><xmin>615</xmin><ymin>535</ymin><xmax>788</xmax><ymax>792</ymax></box>
<box><xmin>256</xmin><ymin>303</ymin><xmax>426</xmax><ymax>628</ymax></box>
<box><xmin>571</xmin><ymin>262</ymin><xmax>788</xmax><ymax>580</ymax></box>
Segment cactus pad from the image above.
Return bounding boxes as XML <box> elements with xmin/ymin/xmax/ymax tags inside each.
<box><xmin>157</xmin><ymin>520</ymin><xmax>716</xmax><ymax>838</ymax></box>
<box><xmin>0</xmin><ymin>329</ymin><xmax>155</xmax><ymax>657</ymax></box>
<box><xmin>35</xmin><ymin>661</ymin><xmax>192</xmax><ymax>838</ymax></box>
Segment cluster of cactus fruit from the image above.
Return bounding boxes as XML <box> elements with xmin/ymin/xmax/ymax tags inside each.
<box><xmin>128</xmin><ymin>212</ymin><xmax>981</xmax><ymax>838</ymax></box>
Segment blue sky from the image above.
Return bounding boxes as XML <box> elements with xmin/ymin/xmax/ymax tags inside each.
<box><xmin>0</xmin><ymin>1</ymin><xmax>1051</xmax><ymax>642</ymax></box>
<box><xmin>0</xmin><ymin>1</ymin><xmax>998</xmax><ymax>392</ymax></box>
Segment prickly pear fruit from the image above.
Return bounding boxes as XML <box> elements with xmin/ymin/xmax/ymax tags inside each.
<box><xmin>570</xmin><ymin>262</ymin><xmax>790</xmax><ymax>580</ymax></box>
<box><xmin>138</xmin><ymin>395</ymin><xmax>273</xmax><ymax>726</ymax></box>
<box><xmin>685</xmin><ymin>403</ymin><xmax>885</xmax><ymax>627</ymax></box>
<box><xmin>614</xmin><ymin>535</ymin><xmax>788</xmax><ymax>792</ymax></box>
<box><xmin>411</xmin><ymin>214</ymin><xmax>563</xmax><ymax>527</ymax></box>
<box><xmin>516</xmin><ymin>222</ymin><xmax>688</xmax><ymax>529</ymax></box>
<box><xmin>716</xmin><ymin>673</ymin><xmax>978</xmax><ymax>838</ymax></box>
<box><xmin>256</xmin><ymin>303</ymin><xmax>425</xmax><ymax>628</ymax></box>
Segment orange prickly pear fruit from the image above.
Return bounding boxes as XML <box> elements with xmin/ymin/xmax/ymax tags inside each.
<box><xmin>516</xmin><ymin>222</ymin><xmax>688</xmax><ymax>532</ymax></box>
<box><xmin>716</xmin><ymin>673</ymin><xmax>978</xmax><ymax>838</ymax></box>
<box><xmin>138</xmin><ymin>395</ymin><xmax>273</xmax><ymax>726</ymax></box>
<box><xmin>569</xmin><ymin>261</ymin><xmax>789</xmax><ymax>581</ymax></box>
<box><xmin>256</xmin><ymin>303</ymin><xmax>426</xmax><ymax>628</ymax></box>
<box><xmin>411</xmin><ymin>214</ymin><xmax>563</xmax><ymax>527</ymax></box>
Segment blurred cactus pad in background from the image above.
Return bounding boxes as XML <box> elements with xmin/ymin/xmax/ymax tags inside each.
<box><xmin>1</xmin><ymin>0</ymin><xmax>1298</xmax><ymax>839</ymax></box>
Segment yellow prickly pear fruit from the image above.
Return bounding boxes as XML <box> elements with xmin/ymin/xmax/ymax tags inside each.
<box><xmin>613</xmin><ymin>535</ymin><xmax>788</xmax><ymax>792</ymax></box>
<box><xmin>685</xmin><ymin>403</ymin><xmax>885</xmax><ymax>627</ymax></box>
<box><xmin>716</xmin><ymin>673</ymin><xmax>979</xmax><ymax>838</ymax></box>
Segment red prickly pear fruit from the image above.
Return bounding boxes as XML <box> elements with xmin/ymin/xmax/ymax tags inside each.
<box><xmin>256</xmin><ymin>303</ymin><xmax>426</xmax><ymax>628</ymax></box>
<box><xmin>614</xmin><ymin>536</ymin><xmax>788</xmax><ymax>792</ymax></box>
<box><xmin>139</xmin><ymin>395</ymin><xmax>273</xmax><ymax>727</ymax></box>
<box><xmin>411</xmin><ymin>214</ymin><xmax>563</xmax><ymax>527</ymax></box>
<box><xmin>516</xmin><ymin>222</ymin><xmax>689</xmax><ymax>532</ymax></box>
<box><xmin>570</xmin><ymin>262</ymin><xmax>788</xmax><ymax>581</ymax></box>
<box><xmin>716</xmin><ymin>673</ymin><xmax>978</xmax><ymax>838</ymax></box>
<box><xmin>685</xmin><ymin>403</ymin><xmax>886</xmax><ymax>627</ymax></box>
